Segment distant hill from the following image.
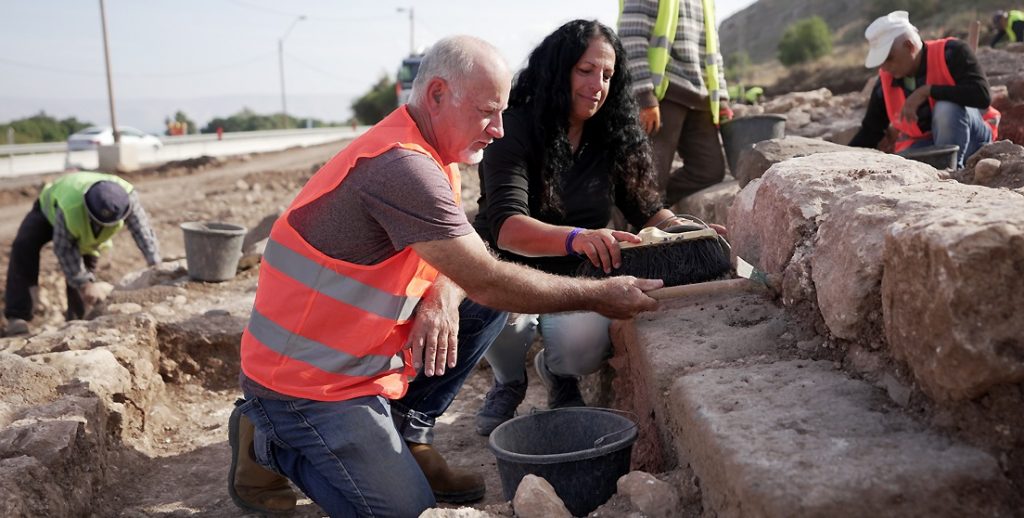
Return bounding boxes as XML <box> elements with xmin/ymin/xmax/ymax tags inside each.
<box><xmin>721</xmin><ymin>0</ymin><xmax>1007</xmax><ymax>65</ymax></box>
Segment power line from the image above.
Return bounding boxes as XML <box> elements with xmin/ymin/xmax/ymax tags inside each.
<box><xmin>226</xmin><ymin>0</ymin><xmax>396</xmax><ymax>23</ymax></box>
<box><xmin>284</xmin><ymin>51</ymin><xmax>364</xmax><ymax>83</ymax></box>
<box><xmin>0</xmin><ymin>52</ymin><xmax>276</xmax><ymax>79</ymax></box>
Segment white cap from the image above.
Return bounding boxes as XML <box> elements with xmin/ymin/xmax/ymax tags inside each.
<box><xmin>863</xmin><ymin>11</ymin><xmax>917</xmax><ymax>68</ymax></box>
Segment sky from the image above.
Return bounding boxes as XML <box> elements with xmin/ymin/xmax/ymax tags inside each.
<box><xmin>0</xmin><ymin>0</ymin><xmax>756</xmax><ymax>133</ymax></box>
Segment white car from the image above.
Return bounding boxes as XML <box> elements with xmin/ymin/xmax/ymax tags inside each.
<box><xmin>67</xmin><ymin>126</ymin><xmax>163</xmax><ymax>151</ymax></box>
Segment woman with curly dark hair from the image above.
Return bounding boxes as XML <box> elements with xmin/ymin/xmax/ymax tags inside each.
<box><xmin>473</xmin><ymin>19</ymin><xmax>700</xmax><ymax>435</ymax></box>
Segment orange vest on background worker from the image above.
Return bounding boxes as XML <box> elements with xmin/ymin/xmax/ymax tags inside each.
<box><xmin>240</xmin><ymin>106</ymin><xmax>461</xmax><ymax>401</ymax></box>
<box><xmin>880</xmin><ymin>38</ymin><xmax>1000</xmax><ymax>153</ymax></box>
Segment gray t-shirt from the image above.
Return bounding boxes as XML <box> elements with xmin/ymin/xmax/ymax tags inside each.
<box><xmin>289</xmin><ymin>147</ymin><xmax>473</xmax><ymax>264</ymax></box>
<box><xmin>243</xmin><ymin>147</ymin><xmax>472</xmax><ymax>399</ymax></box>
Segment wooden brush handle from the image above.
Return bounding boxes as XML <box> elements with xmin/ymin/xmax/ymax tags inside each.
<box><xmin>647</xmin><ymin>278</ymin><xmax>761</xmax><ymax>301</ymax></box>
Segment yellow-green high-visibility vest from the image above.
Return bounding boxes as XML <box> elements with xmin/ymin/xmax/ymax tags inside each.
<box><xmin>619</xmin><ymin>0</ymin><xmax>723</xmax><ymax>123</ymax></box>
<box><xmin>1007</xmin><ymin>10</ymin><xmax>1024</xmax><ymax>42</ymax></box>
<box><xmin>39</xmin><ymin>172</ymin><xmax>133</xmax><ymax>256</ymax></box>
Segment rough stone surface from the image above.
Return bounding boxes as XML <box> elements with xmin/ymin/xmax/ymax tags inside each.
<box><xmin>672</xmin><ymin>361</ymin><xmax>1012</xmax><ymax>517</ymax></box>
<box><xmin>956</xmin><ymin>140</ymin><xmax>1024</xmax><ymax>190</ymax></box>
<box><xmin>512</xmin><ymin>475</ymin><xmax>571</xmax><ymax>518</ymax></box>
<box><xmin>733</xmin><ymin>137</ymin><xmax>854</xmax><ymax>187</ymax></box>
<box><xmin>117</xmin><ymin>259</ymin><xmax>188</xmax><ymax>290</ymax></box>
<box><xmin>419</xmin><ymin>508</ymin><xmax>493</xmax><ymax>518</ymax></box>
<box><xmin>882</xmin><ymin>199</ymin><xmax>1024</xmax><ymax>401</ymax></box>
<box><xmin>616</xmin><ymin>471</ymin><xmax>680</xmax><ymax>518</ymax></box>
<box><xmin>812</xmin><ymin>182</ymin><xmax>1020</xmax><ymax>342</ymax></box>
<box><xmin>728</xmin><ymin>151</ymin><xmax>940</xmax><ymax>281</ymax></box>
<box><xmin>609</xmin><ymin>291</ymin><xmax>807</xmax><ymax>471</ymax></box>
<box><xmin>0</xmin><ymin>352</ymin><xmax>61</xmax><ymax>427</ymax></box>
<box><xmin>673</xmin><ymin>178</ymin><xmax>739</xmax><ymax>225</ymax></box>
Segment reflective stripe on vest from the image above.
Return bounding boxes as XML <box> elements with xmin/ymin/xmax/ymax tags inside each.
<box><xmin>620</xmin><ymin>0</ymin><xmax>679</xmax><ymax>100</ymax></box>
<box><xmin>880</xmin><ymin>38</ymin><xmax>1000</xmax><ymax>152</ymax></box>
<box><xmin>1008</xmin><ymin>11</ymin><xmax>1024</xmax><ymax>42</ymax></box>
<box><xmin>240</xmin><ymin>105</ymin><xmax>459</xmax><ymax>402</ymax></box>
<box><xmin>701</xmin><ymin>0</ymin><xmax>722</xmax><ymax>125</ymax></box>
<box><xmin>39</xmin><ymin>171</ymin><xmax>133</xmax><ymax>256</ymax></box>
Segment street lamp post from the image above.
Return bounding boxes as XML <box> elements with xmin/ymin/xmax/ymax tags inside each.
<box><xmin>98</xmin><ymin>0</ymin><xmax>119</xmax><ymax>143</ymax></box>
<box><xmin>278</xmin><ymin>15</ymin><xmax>306</xmax><ymax>129</ymax></box>
<box><xmin>396</xmin><ymin>7</ymin><xmax>414</xmax><ymax>55</ymax></box>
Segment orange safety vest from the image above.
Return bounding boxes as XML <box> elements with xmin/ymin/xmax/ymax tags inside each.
<box><xmin>880</xmin><ymin>38</ymin><xmax>1000</xmax><ymax>153</ymax></box>
<box><xmin>240</xmin><ymin>106</ymin><xmax>461</xmax><ymax>401</ymax></box>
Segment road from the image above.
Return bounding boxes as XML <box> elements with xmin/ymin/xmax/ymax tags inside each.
<box><xmin>0</xmin><ymin>126</ymin><xmax>368</xmax><ymax>178</ymax></box>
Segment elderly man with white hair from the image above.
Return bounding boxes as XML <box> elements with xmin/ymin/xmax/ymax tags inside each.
<box><xmin>849</xmin><ymin>11</ymin><xmax>999</xmax><ymax>169</ymax></box>
<box><xmin>226</xmin><ymin>34</ymin><xmax>663</xmax><ymax>517</ymax></box>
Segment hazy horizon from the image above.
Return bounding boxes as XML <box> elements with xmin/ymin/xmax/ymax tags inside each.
<box><xmin>2</xmin><ymin>0</ymin><xmax>756</xmax><ymax>134</ymax></box>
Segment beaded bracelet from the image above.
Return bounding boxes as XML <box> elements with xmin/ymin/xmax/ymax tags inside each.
<box><xmin>565</xmin><ymin>227</ymin><xmax>583</xmax><ymax>256</ymax></box>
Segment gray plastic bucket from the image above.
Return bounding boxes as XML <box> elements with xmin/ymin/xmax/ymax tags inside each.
<box><xmin>488</xmin><ymin>408</ymin><xmax>638</xmax><ymax>516</ymax></box>
<box><xmin>720</xmin><ymin>114</ymin><xmax>787</xmax><ymax>173</ymax></box>
<box><xmin>898</xmin><ymin>144</ymin><xmax>959</xmax><ymax>170</ymax></box>
<box><xmin>180</xmin><ymin>221</ymin><xmax>247</xmax><ymax>282</ymax></box>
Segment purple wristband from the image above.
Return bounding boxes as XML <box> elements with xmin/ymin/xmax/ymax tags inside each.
<box><xmin>565</xmin><ymin>227</ymin><xmax>583</xmax><ymax>256</ymax></box>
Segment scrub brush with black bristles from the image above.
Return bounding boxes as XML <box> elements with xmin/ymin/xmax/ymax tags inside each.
<box><xmin>576</xmin><ymin>218</ymin><xmax>731</xmax><ymax>287</ymax></box>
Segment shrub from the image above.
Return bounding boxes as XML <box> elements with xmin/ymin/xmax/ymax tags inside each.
<box><xmin>777</xmin><ymin>16</ymin><xmax>833</xmax><ymax>66</ymax></box>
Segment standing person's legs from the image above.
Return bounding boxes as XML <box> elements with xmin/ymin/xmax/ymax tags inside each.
<box><xmin>4</xmin><ymin>202</ymin><xmax>53</xmax><ymax>325</ymax></box>
<box><xmin>931</xmin><ymin>100</ymin><xmax>993</xmax><ymax>169</ymax></box>
<box><xmin>238</xmin><ymin>395</ymin><xmax>435</xmax><ymax>517</ymax></box>
<box><xmin>666</xmin><ymin>108</ymin><xmax>727</xmax><ymax>205</ymax></box>
<box><xmin>650</xmin><ymin>98</ymin><xmax>689</xmax><ymax>200</ymax></box>
<box><xmin>65</xmin><ymin>254</ymin><xmax>98</xmax><ymax>321</ymax></box>
<box><xmin>475</xmin><ymin>315</ymin><xmax>538</xmax><ymax>435</ymax></box>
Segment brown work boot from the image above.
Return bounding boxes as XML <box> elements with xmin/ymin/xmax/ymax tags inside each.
<box><xmin>408</xmin><ymin>442</ymin><xmax>486</xmax><ymax>503</ymax></box>
<box><xmin>228</xmin><ymin>401</ymin><xmax>297</xmax><ymax>514</ymax></box>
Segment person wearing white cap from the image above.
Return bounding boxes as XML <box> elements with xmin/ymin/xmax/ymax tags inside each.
<box><xmin>849</xmin><ymin>10</ymin><xmax>1000</xmax><ymax>169</ymax></box>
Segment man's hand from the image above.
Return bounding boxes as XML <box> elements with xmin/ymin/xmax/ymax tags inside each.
<box><xmin>589</xmin><ymin>276</ymin><xmax>663</xmax><ymax>319</ymax></box>
<box><xmin>405</xmin><ymin>276</ymin><xmax>463</xmax><ymax>377</ymax></box>
<box><xmin>571</xmin><ymin>228</ymin><xmax>642</xmax><ymax>274</ymax></box>
<box><xmin>79</xmin><ymin>281</ymin><xmax>112</xmax><ymax>306</ymax></box>
<box><xmin>719</xmin><ymin>100</ymin><xmax>734</xmax><ymax>123</ymax></box>
<box><xmin>639</xmin><ymin>105</ymin><xmax>662</xmax><ymax>135</ymax></box>
<box><xmin>899</xmin><ymin>85</ymin><xmax>932</xmax><ymax>124</ymax></box>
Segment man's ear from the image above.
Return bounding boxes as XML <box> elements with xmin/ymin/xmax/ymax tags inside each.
<box><xmin>425</xmin><ymin>78</ymin><xmax>448</xmax><ymax>114</ymax></box>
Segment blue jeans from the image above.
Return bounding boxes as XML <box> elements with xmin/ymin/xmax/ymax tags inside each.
<box><xmin>391</xmin><ymin>299</ymin><xmax>507</xmax><ymax>443</ymax></box>
<box><xmin>241</xmin><ymin>299</ymin><xmax>506</xmax><ymax>516</ymax></box>
<box><xmin>912</xmin><ymin>100</ymin><xmax>994</xmax><ymax>169</ymax></box>
<box><xmin>484</xmin><ymin>311</ymin><xmax>612</xmax><ymax>384</ymax></box>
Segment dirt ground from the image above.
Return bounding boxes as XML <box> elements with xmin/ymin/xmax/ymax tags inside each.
<box><xmin>0</xmin><ymin>142</ymin><xmax>606</xmax><ymax>516</ymax></box>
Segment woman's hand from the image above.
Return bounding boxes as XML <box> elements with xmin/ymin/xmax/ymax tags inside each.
<box><xmin>571</xmin><ymin>228</ymin><xmax>641</xmax><ymax>273</ymax></box>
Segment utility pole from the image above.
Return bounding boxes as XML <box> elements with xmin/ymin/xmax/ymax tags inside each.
<box><xmin>98</xmin><ymin>0</ymin><xmax>119</xmax><ymax>143</ymax></box>
<box><xmin>397</xmin><ymin>6</ymin><xmax>414</xmax><ymax>55</ymax></box>
<box><xmin>278</xmin><ymin>15</ymin><xmax>306</xmax><ymax>130</ymax></box>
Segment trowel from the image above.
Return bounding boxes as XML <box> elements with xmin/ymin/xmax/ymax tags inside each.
<box><xmin>646</xmin><ymin>256</ymin><xmax>772</xmax><ymax>301</ymax></box>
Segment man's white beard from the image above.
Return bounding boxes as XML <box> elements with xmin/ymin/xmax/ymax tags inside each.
<box><xmin>460</xmin><ymin>148</ymin><xmax>485</xmax><ymax>165</ymax></box>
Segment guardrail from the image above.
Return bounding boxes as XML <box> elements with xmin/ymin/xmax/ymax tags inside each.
<box><xmin>0</xmin><ymin>126</ymin><xmax>369</xmax><ymax>156</ymax></box>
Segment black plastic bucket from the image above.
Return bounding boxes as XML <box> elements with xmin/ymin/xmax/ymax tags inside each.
<box><xmin>719</xmin><ymin>114</ymin><xmax>787</xmax><ymax>173</ymax></box>
<box><xmin>488</xmin><ymin>408</ymin><xmax>638</xmax><ymax>516</ymax></box>
<box><xmin>898</xmin><ymin>144</ymin><xmax>959</xmax><ymax>170</ymax></box>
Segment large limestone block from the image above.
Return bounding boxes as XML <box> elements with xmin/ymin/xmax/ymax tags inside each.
<box><xmin>734</xmin><ymin>137</ymin><xmax>854</xmax><ymax>187</ymax></box>
<box><xmin>0</xmin><ymin>352</ymin><xmax>61</xmax><ymax>427</ymax></box>
<box><xmin>673</xmin><ymin>361</ymin><xmax>1012</xmax><ymax>517</ymax></box>
<box><xmin>31</xmin><ymin>348</ymin><xmax>132</xmax><ymax>401</ymax></box>
<box><xmin>729</xmin><ymin>152</ymin><xmax>940</xmax><ymax>278</ymax></box>
<box><xmin>882</xmin><ymin>199</ymin><xmax>1024</xmax><ymax>401</ymax></box>
<box><xmin>812</xmin><ymin>182</ymin><xmax>1019</xmax><ymax>341</ymax></box>
<box><xmin>674</xmin><ymin>178</ymin><xmax>739</xmax><ymax>225</ymax></box>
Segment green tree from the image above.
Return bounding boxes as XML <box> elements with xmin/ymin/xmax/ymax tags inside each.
<box><xmin>350</xmin><ymin>75</ymin><xmax>398</xmax><ymax>125</ymax></box>
<box><xmin>200</xmin><ymin>108</ymin><xmax>339</xmax><ymax>134</ymax></box>
<box><xmin>0</xmin><ymin>112</ymin><xmax>92</xmax><ymax>144</ymax></box>
<box><xmin>777</xmin><ymin>16</ymin><xmax>833</xmax><ymax>66</ymax></box>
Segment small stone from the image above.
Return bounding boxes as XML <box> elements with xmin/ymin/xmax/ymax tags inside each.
<box><xmin>235</xmin><ymin>179</ymin><xmax>249</xmax><ymax>190</ymax></box>
<box><xmin>107</xmin><ymin>303</ymin><xmax>143</xmax><ymax>315</ymax></box>
<box><xmin>418</xmin><ymin>508</ymin><xmax>490</xmax><ymax>517</ymax></box>
<box><xmin>880</xmin><ymin>373</ymin><xmax>912</xmax><ymax>407</ymax></box>
<box><xmin>513</xmin><ymin>475</ymin><xmax>571</xmax><ymax>518</ymax></box>
<box><xmin>973</xmin><ymin>158</ymin><xmax>1001</xmax><ymax>182</ymax></box>
<box><xmin>616</xmin><ymin>471</ymin><xmax>680</xmax><ymax>518</ymax></box>
<box><xmin>797</xmin><ymin>337</ymin><xmax>824</xmax><ymax>352</ymax></box>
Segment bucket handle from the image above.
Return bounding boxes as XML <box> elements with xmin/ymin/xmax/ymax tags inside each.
<box><xmin>590</xmin><ymin>408</ymin><xmax>639</xmax><ymax>449</ymax></box>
